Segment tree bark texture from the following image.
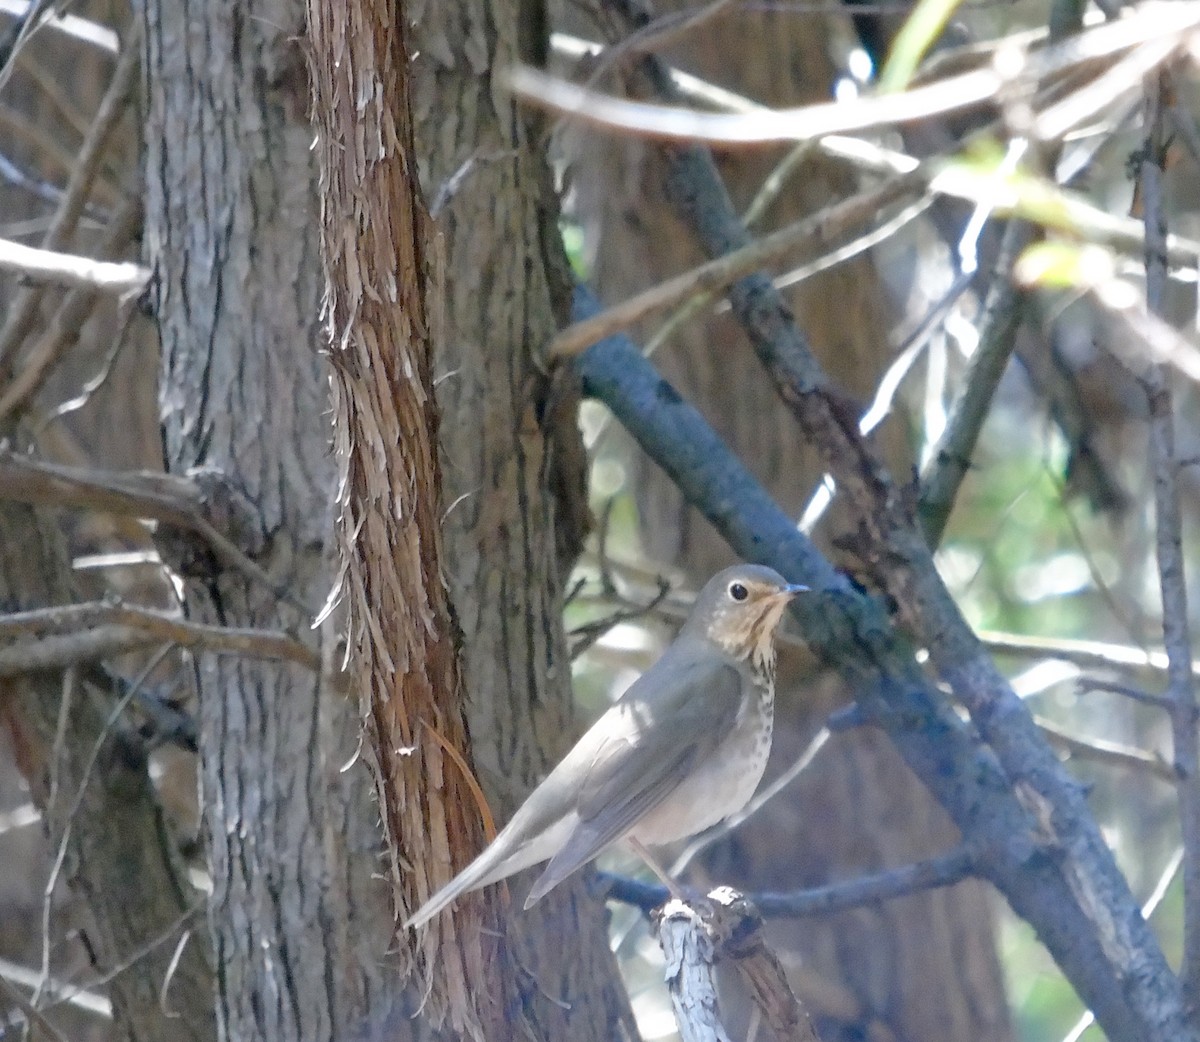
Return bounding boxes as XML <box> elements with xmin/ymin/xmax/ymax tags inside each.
<box><xmin>306</xmin><ymin>2</ymin><xmax>504</xmax><ymax>1037</ymax></box>
<box><xmin>0</xmin><ymin>9</ymin><xmax>214</xmax><ymax>1038</ymax></box>
<box><xmin>411</xmin><ymin>3</ymin><xmax>637</xmax><ymax>1041</ymax></box>
<box><xmin>0</xmin><ymin>496</ymin><xmax>216</xmax><ymax>1042</ymax></box>
<box><xmin>568</xmin><ymin>7</ymin><xmax>1012</xmax><ymax>1041</ymax></box>
<box><xmin>143</xmin><ymin>3</ymin><xmax>395</xmax><ymax>1041</ymax></box>
<box><xmin>307</xmin><ymin>1</ymin><xmax>638</xmax><ymax>1040</ymax></box>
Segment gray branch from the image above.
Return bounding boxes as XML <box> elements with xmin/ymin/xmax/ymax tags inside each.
<box><xmin>574</xmin><ymin>283</ymin><xmax>1191</xmax><ymax>1042</ymax></box>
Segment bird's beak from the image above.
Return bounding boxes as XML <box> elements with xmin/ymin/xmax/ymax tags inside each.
<box><xmin>780</xmin><ymin>583</ymin><xmax>808</xmax><ymax>598</ymax></box>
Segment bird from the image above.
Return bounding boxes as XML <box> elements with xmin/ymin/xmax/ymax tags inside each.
<box><xmin>405</xmin><ymin>563</ymin><xmax>808</xmax><ymax>929</ymax></box>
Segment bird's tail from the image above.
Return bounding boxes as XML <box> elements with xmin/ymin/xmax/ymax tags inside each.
<box><xmin>403</xmin><ymin>813</ymin><xmax>570</xmax><ymax>929</ymax></box>
<box><xmin>403</xmin><ymin>840</ymin><xmax>520</xmax><ymax>929</ymax></box>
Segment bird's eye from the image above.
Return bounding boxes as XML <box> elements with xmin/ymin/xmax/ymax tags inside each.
<box><xmin>729</xmin><ymin>582</ymin><xmax>748</xmax><ymax>602</ymax></box>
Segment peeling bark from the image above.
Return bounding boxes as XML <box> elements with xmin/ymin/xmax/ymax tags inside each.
<box><xmin>307</xmin><ymin>1</ymin><xmax>638</xmax><ymax>1039</ymax></box>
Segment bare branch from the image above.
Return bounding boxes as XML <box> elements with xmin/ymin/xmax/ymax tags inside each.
<box><xmin>0</xmin><ymin>624</ymin><xmax>161</xmax><ymax>673</ymax></box>
<box><xmin>0</xmin><ymin>234</ymin><xmax>148</xmax><ymax>293</ymax></box>
<box><xmin>1137</xmin><ymin>67</ymin><xmax>1200</xmax><ymax>1015</ymax></box>
<box><xmin>918</xmin><ymin>223</ymin><xmax>1030</xmax><ymax>543</ymax></box>
<box><xmin>575</xmin><ymin>0</ymin><xmax>1187</xmax><ymax>1025</ymax></box>
<box><xmin>707</xmin><ymin>888</ymin><xmax>824</xmax><ymax>1042</ymax></box>
<box><xmin>0</xmin><ymin>599</ymin><xmax>324</xmax><ymax>676</ymax></box>
<box><xmin>656</xmin><ymin>899</ymin><xmax>733</xmax><ymax>1042</ymax></box>
<box><xmin>1037</xmin><ymin>716</ymin><xmax>1176</xmax><ymax>782</ymax></box>
<box><xmin>651</xmin><ymin>888</ymin><xmax>828</xmax><ymax>1042</ymax></box>
<box><xmin>1078</xmin><ymin>676</ymin><xmax>1179</xmax><ymax>712</ymax></box>
<box><xmin>602</xmin><ymin>845</ymin><xmax>977</xmax><ymax>921</ymax></box>
<box><xmin>0</xmin><ymin>25</ymin><xmax>138</xmax><ymax>371</ymax></box>
<box><xmin>575</xmin><ymin>194</ymin><xmax>1188</xmax><ymax>1040</ymax></box>
<box><xmin>981</xmin><ymin>627</ymin><xmax>1199</xmax><ymax>677</ymax></box>
<box><xmin>0</xmin><ymin>448</ymin><xmax>310</xmax><ymax>611</ymax></box>
<box><xmin>0</xmin><ymin>955</ymin><xmax>111</xmax><ymax>1018</ymax></box>
<box><xmin>0</xmin><ymin>0</ymin><xmax>119</xmax><ymax>53</ymax></box>
<box><xmin>0</xmin><ymin>104</ymin><xmax>115</xmax><ymax>198</ymax></box>
<box><xmin>550</xmin><ymin>174</ymin><xmax>920</xmax><ymax>358</ymax></box>
<box><xmin>513</xmin><ymin>4</ymin><xmax>1200</xmax><ymax>146</ymax></box>
<box><xmin>0</xmin><ymin>195</ymin><xmax>143</xmax><ymax>423</ymax></box>
<box><xmin>0</xmin><ymin>974</ymin><xmax>73</xmax><ymax>1042</ymax></box>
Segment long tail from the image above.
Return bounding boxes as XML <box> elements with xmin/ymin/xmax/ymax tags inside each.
<box><xmin>404</xmin><ymin>812</ymin><xmax>572</xmax><ymax>929</ymax></box>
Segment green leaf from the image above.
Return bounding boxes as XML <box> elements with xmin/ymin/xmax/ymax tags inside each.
<box><xmin>878</xmin><ymin>0</ymin><xmax>965</xmax><ymax>91</ymax></box>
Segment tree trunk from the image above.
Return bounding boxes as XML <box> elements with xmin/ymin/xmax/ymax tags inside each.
<box><xmin>307</xmin><ymin>1</ymin><xmax>637</xmax><ymax>1039</ymax></box>
<box><xmin>142</xmin><ymin>2</ymin><xmax>395</xmax><ymax>1040</ymax></box>
<box><xmin>411</xmin><ymin>8</ymin><xmax>638</xmax><ymax>1039</ymax></box>
<box><xmin>0</xmin><ymin>10</ymin><xmax>215</xmax><ymax>1039</ymax></box>
<box><xmin>569</xmin><ymin>7</ymin><xmax>1013</xmax><ymax>1041</ymax></box>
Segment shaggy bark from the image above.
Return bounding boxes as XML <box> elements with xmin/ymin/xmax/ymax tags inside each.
<box><xmin>307</xmin><ymin>1</ymin><xmax>637</xmax><ymax>1040</ymax></box>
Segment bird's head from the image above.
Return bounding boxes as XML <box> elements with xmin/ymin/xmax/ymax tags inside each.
<box><xmin>684</xmin><ymin>564</ymin><xmax>808</xmax><ymax>668</ymax></box>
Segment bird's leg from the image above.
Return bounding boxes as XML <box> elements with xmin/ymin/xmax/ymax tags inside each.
<box><xmin>627</xmin><ymin>837</ymin><xmax>687</xmax><ymax>902</ymax></box>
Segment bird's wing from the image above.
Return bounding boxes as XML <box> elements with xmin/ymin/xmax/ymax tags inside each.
<box><xmin>524</xmin><ymin>655</ymin><xmax>743</xmax><ymax>905</ymax></box>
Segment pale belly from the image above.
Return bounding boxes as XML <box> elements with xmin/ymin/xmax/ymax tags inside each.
<box><xmin>627</xmin><ymin>696</ymin><xmax>773</xmax><ymax>846</ymax></box>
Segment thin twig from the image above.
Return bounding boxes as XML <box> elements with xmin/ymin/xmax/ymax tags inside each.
<box><xmin>36</xmin><ymin>667</ymin><xmax>74</xmax><ymax>1013</ymax></box>
<box><xmin>0</xmin><ymin>194</ymin><xmax>144</xmax><ymax>422</ymax></box>
<box><xmin>981</xmin><ymin>628</ymin><xmax>1198</xmax><ymax>677</ymax></box>
<box><xmin>918</xmin><ymin>223</ymin><xmax>1031</xmax><ymax>544</ymax></box>
<box><xmin>0</xmin><ymin>448</ymin><xmax>312</xmax><ymax>613</ymax></box>
<box><xmin>0</xmin><ymin>599</ymin><xmax>324</xmax><ymax>676</ymax></box>
<box><xmin>0</xmin><ymin>232</ymin><xmax>147</xmax><ymax>293</ymax></box>
<box><xmin>550</xmin><ymin>174</ymin><xmax>920</xmax><ymax>357</ymax></box>
<box><xmin>513</xmin><ymin>5</ymin><xmax>1200</xmax><ymax>145</ymax></box>
<box><xmin>0</xmin><ymin>955</ymin><xmax>110</xmax><ymax>1017</ymax></box>
<box><xmin>0</xmin><ymin>0</ymin><xmax>119</xmax><ymax>54</ymax></box>
<box><xmin>0</xmin><ymin>975</ymin><xmax>71</xmax><ymax>1042</ymax></box>
<box><xmin>569</xmin><ymin>578</ymin><xmax>671</xmax><ymax>659</ymax></box>
<box><xmin>0</xmin><ymin>23</ymin><xmax>138</xmax><ymax>372</ymax></box>
<box><xmin>0</xmin><ymin>104</ymin><xmax>110</xmax><ymax>194</ymax></box>
<box><xmin>1037</xmin><ymin>715</ymin><xmax>1175</xmax><ymax>782</ymax></box>
<box><xmin>918</xmin><ymin>0</ymin><xmax>1104</xmax><ymax>545</ymax></box>
<box><xmin>604</xmin><ymin>844</ymin><xmax>977</xmax><ymax>919</ymax></box>
<box><xmin>1077</xmin><ymin>676</ymin><xmax>1179</xmax><ymax>712</ymax></box>
<box><xmin>14</xmin><ymin>45</ymin><xmax>95</xmax><ymax>136</ymax></box>
<box><xmin>1138</xmin><ymin>67</ymin><xmax>1200</xmax><ymax>1012</ymax></box>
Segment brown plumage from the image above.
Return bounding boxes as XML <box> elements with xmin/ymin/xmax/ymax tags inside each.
<box><xmin>405</xmin><ymin>564</ymin><xmax>807</xmax><ymax>928</ymax></box>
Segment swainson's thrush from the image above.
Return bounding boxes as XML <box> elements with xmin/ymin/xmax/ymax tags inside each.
<box><xmin>405</xmin><ymin>564</ymin><xmax>807</xmax><ymax>928</ymax></box>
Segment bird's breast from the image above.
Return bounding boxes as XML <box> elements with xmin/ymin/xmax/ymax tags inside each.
<box><xmin>628</xmin><ymin>680</ymin><xmax>775</xmax><ymax>846</ymax></box>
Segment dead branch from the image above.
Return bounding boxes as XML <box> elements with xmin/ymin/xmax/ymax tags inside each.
<box><xmin>655</xmin><ymin>889</ymin><xmax>825</xmax><ymax>1042</ymax></box>
<box><xmin>0</xmin><ymin>231</ymin><xmax>146</xmax><ymax>293</ymax></box>
<box><xmin>0</xmin><ymin>22</ymin><xmax>138</xmax><ymax>372</ymax></box>
<box><xmin>1137</xmin><ymin>67</ymin><xmax>1200</xmax><ymax>1014</ymax></box>
<box><xmin>0</xmin><ymin>599</ymin><xmax>323</xmax><ymax>676</ymax></box>
<box><xmin>657</xmin><ymin>898</ymin><xmax>733</xmax><ymax>1042</ymax></box>
<box><xmin>707</xmin><ymin>888</ymin><xmax>823</xmax><ymax>1042</ymax></box>
<box><xmin>0</xmin><ymin>195</ymin><xmax>144</xmax><ymax>422</ymax></box>
<box><xmin>549</xmin><ymin>174</ymin><xmax>919</xmax><ymax>358</ymax></box>
<box><xmin>0</xmin><ymin>448</ymin><xmax>308</xmax><ymax>610</ymax></box>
